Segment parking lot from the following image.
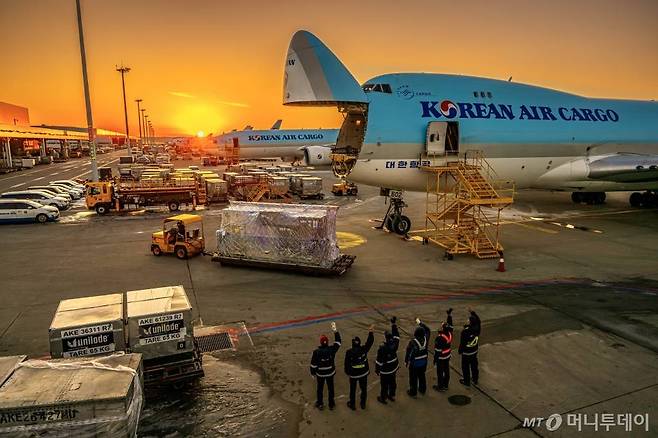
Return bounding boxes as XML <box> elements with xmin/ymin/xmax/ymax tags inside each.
<box><xmin>0</xmin><ymin>158</ymin><xmax>657</xmax><ymax>437</ymax></box>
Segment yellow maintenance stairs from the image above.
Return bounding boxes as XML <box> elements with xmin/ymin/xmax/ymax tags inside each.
<box><xmin>421</xmin><ymin>150</ymin><xmax>514</xmax><ymax>259</ymax></box>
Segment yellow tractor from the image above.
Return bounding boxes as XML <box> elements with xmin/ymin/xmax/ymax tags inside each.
<box><xmin>331</xmin><ymin>180</ymin><xmax>358</xmax><ymax>196</ymax></box>
<box><xmin>151</xmin><ymin>214</ymin><xmax>205</xmax><ymax>259</ymax></box>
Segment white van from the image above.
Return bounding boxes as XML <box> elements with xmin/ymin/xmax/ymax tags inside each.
<box><xmin>0</xmin><ymin>199</ymin><xmax>59</xmax><ymax>224</ymax></box>
<box><xmin>0</xmin><ymin>190</ymin><xmax>70</xmax><ymax>210</ymax></box>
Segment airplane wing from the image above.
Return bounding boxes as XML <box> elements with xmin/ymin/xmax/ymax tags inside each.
<box><xmin>588</xmin><ymin>153</ymin><xmax>658</xmax><ymax>183</ymax></box>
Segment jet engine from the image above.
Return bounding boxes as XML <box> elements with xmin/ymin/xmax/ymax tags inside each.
<box><xmin>302</xmin><ymin>145</ymin><xmax>333</xmax><ymax>166</ymax></box>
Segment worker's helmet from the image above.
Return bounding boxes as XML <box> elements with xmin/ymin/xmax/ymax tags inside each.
<box><xmin>320</xmin><ymin>335</ymin><xmax>329</xmax><ymax>346</ymax></box>
<box><xmin>352</xmin><ymin>336</ymin><xmax>361</xmax><ymax>348</ymax></box>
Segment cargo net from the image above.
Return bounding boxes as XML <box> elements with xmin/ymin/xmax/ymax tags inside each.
<box><xmin>0</xmin><ymin>353</ymin><xmax>143</xmax><ymax>437</ymax></box>
<box><xmin>216</xmin><ymin>201</ymin><xmax>340</xmax><ymax>268</ymax></box>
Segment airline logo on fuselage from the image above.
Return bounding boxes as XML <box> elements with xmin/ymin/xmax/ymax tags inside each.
<box><xmin>421</xmin><ymin>100</ymin><xmax>620</xmax><ymax>122</ymax></box>
<box><xmin>247</xmin><ymin>133</ymin><xmax>325</xmax><ymax>142</ymax></box>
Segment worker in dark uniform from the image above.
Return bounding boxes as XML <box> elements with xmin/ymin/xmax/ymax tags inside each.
<box><xmin>176</xmin><ymin>220</ymin><xmax>186</xmax><ymax>241</ymax></box>
<box><xmin>458</xmin><ymin>309</ymin><xmax>481</xmax><ymax>387</ymax></box>
<box><xmin>405</xmin><ymin>317</ymin><xmax>431</xmax><ymax>397</ymax></box>
<box><xmin>344</xmin><ymin>325</ymin><xmax>374</xmax><ymax>410</ymax></box>
<box><xmin>310</xmin><ymin>322</ymin><xmax>341</xmax><ymax>410</ymax></box>
<box><xmin>375</xmin><ymin>316</ymin><xmax>400</xmax><ymax>404</ymax></box>
<box><xmin>432</xmin><ymin>308</ymin><xmax>454</xmax><ymax>391</ymax></box>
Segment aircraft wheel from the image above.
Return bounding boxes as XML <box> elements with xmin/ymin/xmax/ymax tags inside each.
<box><xmin>642</xmin><ymin>192</ymin><xmax>656</xmax><ymax>208</ymax></box>
<box><xmin>571</xmin><ymin>192</ymin><xmax>583</xmax><ymax>204</ymax></box>
<box><xmin>393</xmin><ymin>215</ymin><xmax>411</xmax><ymax>235</ymax></box>
<box><xmin>629</xmin><ymin>192</ymin><xmax>642</xmax><ymax>207</ymax></box>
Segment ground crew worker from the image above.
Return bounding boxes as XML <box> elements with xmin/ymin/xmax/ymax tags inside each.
<box><xmin>375</xmin><ymin>316</ymin><xmax>400</xmax><ymax>404</ymax></box>
<box><xmin>405</xmin><ymin>317</ymin><xmax>431</xmax><ymax>397</ymax></box>
<box><xmin>344</xmin><ymin>325</ymin><xmax>374</xmax><ymax>410</ymax></box>
<box><xmin>458</xmin><ymin>309</ymin><xmax>481</xmax><ymax>387</ymax></box>
<box><xmin>310</xmin><ymin>322</ymin><xmax>341</xmax><ymax>410</ymax></box>
<box><xmin>432</xmin><ymin>308</ymin><xmax>454</xmax><ymax>391</ymax></box>
<box><xmin>177</xmin><ymin>220</ymin><xmax>186</xmax><ymax>241</ymax></box>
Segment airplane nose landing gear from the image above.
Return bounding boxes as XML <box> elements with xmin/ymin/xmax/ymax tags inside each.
<box><xmin>377</xmin><ymin>189</ymin><xmax>412</xmax><ymax>235</ymax></box>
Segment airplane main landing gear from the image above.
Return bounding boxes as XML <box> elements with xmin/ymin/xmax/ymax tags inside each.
<box><xmin>571</xmin><ymin>192</ymin><xmax>606</xmax><ymax>205</ymax></box>
<box><xmin>377</xmin><ymin>190</ymin><xmax>411</xmax><ymax>235</ymax></box>
<box><xmin>629</xmin><ymin>191</ymin><xmax>657</xmax><ymax>208</ymax></box>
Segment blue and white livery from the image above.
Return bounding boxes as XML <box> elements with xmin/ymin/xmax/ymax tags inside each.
<box><xmin>283</xmin><ymin>30</ymin><xmax>658</xmax><ymax>207</ymax></box>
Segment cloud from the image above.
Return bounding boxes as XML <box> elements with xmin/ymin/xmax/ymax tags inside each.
<box><xmin>168</xmin><ymin>91</ymin><xmax>195</xmax><ymax>98</ymax></box>
<box><xmin>217</xmin><ymin>100</ymin><xmax>249</xmax><ymax>108</ymax></box>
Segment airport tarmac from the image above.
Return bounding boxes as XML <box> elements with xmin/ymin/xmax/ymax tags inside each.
<box><xmin>0</xmin><ymin>160</ymin><xmax>656</xmax><ymax>437</ymax></box>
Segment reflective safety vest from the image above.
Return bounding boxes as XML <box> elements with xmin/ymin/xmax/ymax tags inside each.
<box><xmin>437</xmin><ymin>332</ymin><xmax>453</xmax><ymax>360</ymax></box>
<box><xmin>376</xmin><ymin>338</ymin><xmax>400</xmax><ymax>375</ymax></box>
<box><xmin>410</xmin><ymin>338</ymin><xmax>428</xmax><ymax>367</ymax></box>
<box><xmin>348</xmin><ymin>349</ymin><xmax>370</xmax><ymax>378</ymax></box>
<box><xmin>463</xmin><ymin>335</ymin><xmax>479</xmax><ymax>356</ymax></box>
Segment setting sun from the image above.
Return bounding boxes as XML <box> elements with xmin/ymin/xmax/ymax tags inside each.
<box><xmin>196</xmin><ymin>130</ymin><xmax>205</xmax><ymax>138</ymax></box>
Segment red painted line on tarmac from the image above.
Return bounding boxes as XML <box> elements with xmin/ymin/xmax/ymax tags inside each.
<box><xmin>247</xmin><ymin>278</ymin><xmax>583</xmax><ymax>335</ymax></box>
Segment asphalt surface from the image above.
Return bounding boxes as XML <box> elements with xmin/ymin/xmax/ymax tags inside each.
<box><xmin>0</xmin><ymin>157</ymin><xmax>656</xmax><ymax>437</ymax></box>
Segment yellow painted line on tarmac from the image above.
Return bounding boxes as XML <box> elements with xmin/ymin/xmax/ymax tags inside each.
<box><xmin>336</xmin><ymin>231</ymin><xmax>366</xmax><ymax>249</ymax></box>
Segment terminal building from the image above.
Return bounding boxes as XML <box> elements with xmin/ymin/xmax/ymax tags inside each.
<box><xmin>0</xmin><ymin>101</ymin><xmax>131</xmax><ymax>171</ymax></box>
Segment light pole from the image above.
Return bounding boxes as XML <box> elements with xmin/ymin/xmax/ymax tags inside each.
<box><xmin>144</xmin><ymin>115</ymin><xmax>149</xmax><ymax>147</ymax></box>
<box><xmin>140</xmin><ymin>109</ymin><xmax>146</xmax><ymax>147</ymax></box>
<box><xmin>116</xmin><ymin>65</ymin><xmax>131</xmax><ymax>152</ymax></box>
<box><xmin>75</xmin><ymin>0</ymin><xmax>98</xmax><ymax>181</ymax></box>
<box><xmin>135</xmin><ymin>99</ymin><xmax>143</xmax><ymax>147</ymax></box>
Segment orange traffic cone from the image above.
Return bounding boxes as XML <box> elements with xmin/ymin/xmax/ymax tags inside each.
<box><xmin>496</xmin><ymin>252</ymin><xmax>506</xmax><ymax>272</ymax></box>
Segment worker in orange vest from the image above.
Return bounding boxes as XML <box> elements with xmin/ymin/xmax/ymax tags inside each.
<box><xmin>432</xmin><ymin>308</ymin><xmax>454</xmax><ymax>391</ymax></box>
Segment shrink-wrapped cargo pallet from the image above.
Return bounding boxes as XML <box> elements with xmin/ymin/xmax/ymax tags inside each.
<box><xmin>0</xmin><ymin>353</ymin><xmax>143</xmax><ymax>437</ymax></box>
<box><xmin>216</xmin><ymin>201</ymin><xmax>339</xmax><ymax>268</ymax></box>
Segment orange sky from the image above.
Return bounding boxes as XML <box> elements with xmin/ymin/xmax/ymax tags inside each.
<box><xmin>1</xmin><ymin>0</ymin><xmax>656</xmax><ymax>136</ymax></box>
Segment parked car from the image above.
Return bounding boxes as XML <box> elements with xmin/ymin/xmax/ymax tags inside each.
<box><xmin>28</xmin><ymin>186</ymin><xmax>73</xmax><ymax>202</ymax></box>
<box><xmin>48</xmin><ymin>184</ymin><xmax>83</xmax><ymax>199</ymax></box>
<box><xmin>136</xmin><ymin>155</ymin><xmax>151</xmax><ymax>165</ymax></box>
<box><xmin>0</xmin><ymin>190</ymin><xmax>70</xmax><ymax>210</ymax></box>
<box><xmin>0</xmin><ymin>199</ymin><xmax>59</xmax><ymax>224</ymax></box>
<box><xmin>48</xmin><ymin>182</ymin><xmax>84</xmax><ymax>199</ymax></box>
<box><xmin>50</xmin><ymin>180</ymin><xmax>85</xmax><ymax>190</ymax></box>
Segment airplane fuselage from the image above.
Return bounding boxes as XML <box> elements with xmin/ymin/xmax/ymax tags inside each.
<box><xmin>348</xmin><ymin>73</ymin><xmax>658</xmax><ymax>192</ymax></box>
<box><xmin>214</xmin><ymin>128</ymin><xmax>338</xmax><ymax>159</ymax></box>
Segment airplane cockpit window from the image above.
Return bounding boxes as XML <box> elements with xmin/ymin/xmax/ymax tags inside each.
<box><xmin>480</xmin><ymin>91</ymin><xmax>486</xmax><ymax>98</ymax></box>
<box><xmin>362</xmin><ymin>83</ymin><xmax>392</xmax><ymax>93</ymax></box>
<box><xmin>487</xmin><ymin>92</ymin><xmax>493</xmax><ymax>98</ymax></box>
<box><xmin>473</xmin><ymin>91</ymin><xmax>478</xmax><ymax>98</ymax></box>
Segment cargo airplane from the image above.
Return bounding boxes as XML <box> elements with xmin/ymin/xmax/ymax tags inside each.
<box><xmin>213</xmin><ymin>120</ymin><xmax>338</xmax><ymax>164</ymax></box>
<box><xmin>283</xmin><ymin>30</ymin><xmax>658</xmax><ymax>234</ymax></box>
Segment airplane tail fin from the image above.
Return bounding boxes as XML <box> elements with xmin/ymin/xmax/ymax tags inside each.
<box><xmin>271</xmin><ymin>119</ymin><xmax>282</xmax><ymax>130</ymax></box>
<box><xmin>283</xmin><ymin>30</ymin><xmax>367</xmax><ymax>106</ymax></box>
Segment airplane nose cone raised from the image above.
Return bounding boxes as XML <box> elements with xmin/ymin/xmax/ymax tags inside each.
<box><xmin>283</xmin><ymin>30</ymin><xmax>367</xmax><ymax>106</ymax></box>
